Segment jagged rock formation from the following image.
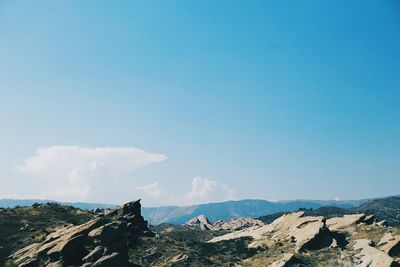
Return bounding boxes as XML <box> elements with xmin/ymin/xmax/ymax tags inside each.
<box><xmin>185</xmin><ymin>214</ymin><xmax>264</xmax><ymax>231</ymax></box>
<box><xmin>9</xmin><ymin>200</ymin><xmax>151</xmax><ymax>267</ymax></box>
<box><xmin>185</xmin><ymin>215</ymin><xmax>214</xmax><ymax>230</ymax></box>
<box><xmin>4</xmin><ymin>201</ymin><xmax>400</xmax><ymax>266</ymax></box>
<box><xmin>209</xmin><ymin>211</ymin><xmax>400</xmax><ymax>266</ymax></box>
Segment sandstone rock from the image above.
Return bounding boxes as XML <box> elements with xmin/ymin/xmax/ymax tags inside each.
<box><xmin>210</xmin><ymin>211</ymin><xmax>332</xmax><ymax>252</ymax></box>
<box><xmin>212</xmin><ymin>217</ymin><xmax>264</xmax><ymax>231</ymax></box>
<box><xmin>185</xmin><ymin>215</ymin><xmax>214</xmax><ymax>230</ymax></box>
<box><xmin>170</xmin><ymin>253</ymin><xmax>189</xmax><ymax>263</ymax></box>
<box><xmin>378</xmin><ymin>233</ymin><xmax>400</xmax><ymax>257</ymax></box>
<box><xmin>88</xmin><ymin>222</ymin><xmax>125</xmax><ymax>243</ymax></box>
<box><xmin>326</xmin><ymin>214</ymin><xmax>366</xmax><ymax>232</ymax></box>
<box><xmin>47</xmin><ymin>234</ymin><xmax>89</xmax><ymax>263</ymax></box>
<box><xmin>9</xmin><ymin>200</ymin><xmax>150</xmax><ymax>267</ymax></box>
<box><xmin>377</xmin><ymin>220</ymin><xmax>388</xmax><ymax>227</ymax></box>
<box><xmin>106</xmin><ymin>200</ymin><xmax>141</xmax><ymax>220</ymax></box>
<box><xmin>209</xmin><ymin>224</ymin><xmax>274</xmax><ymax>244</ymax></box>
<box><xmin>12</xmin><ymin>219</ymin><xmax>102</xmax><ymax>265</ymax></box>
<box><xmin>353</xmin><ymin>239</ymin><xmax>396</xmax><ymax>267</ymax></box>
<box><xmin>185</xmin><ymin>215</ymin><xmax>264</xmax><ymax>231</ymax></box>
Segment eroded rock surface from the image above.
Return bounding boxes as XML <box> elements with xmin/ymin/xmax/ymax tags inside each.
<box><xmin>9</xmin><ymin>200</ymin><xmax>151</xmax><ymax>267</ymax></box>
<box><xmin>210</xmin><ymin>211</ymin><xmax>400</xmax><ymax>266</ymax></box>
<box><xmin>185</xmin><ymin>214</ymin><xmax>264</xmax><ymax>231</ymax></box>
<box><xmin>353</xmin><ymin>239</ymin><xmax>397</xmax><ymax>267</ymax></box>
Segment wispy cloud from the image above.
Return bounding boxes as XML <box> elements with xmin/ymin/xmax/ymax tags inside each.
<box><xmin>16</xmin><ymin>145</ymin><xmax>167</xmax><ymax>201</ymax></box>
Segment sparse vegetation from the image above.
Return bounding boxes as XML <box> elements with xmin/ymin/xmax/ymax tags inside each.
<box><xmin>0</xmin><ymin>203</ymin><xmax>94</xmax><ymax>265</ymax></box>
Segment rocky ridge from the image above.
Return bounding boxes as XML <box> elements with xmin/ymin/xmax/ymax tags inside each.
<box><xmin>8</xmin><ymin>200</ymin><xmax>151</xmax><ymax>267</ymax></box>
<box><xmin>210</xmin><ymin>211</ymin><xmax>400</xmax><ymax>266</ymax></box>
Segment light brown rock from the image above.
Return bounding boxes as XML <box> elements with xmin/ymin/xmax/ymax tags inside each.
<box><xmin>353</xmin><ymin>239</ymin><xmax>396</xmax><ymax>267</ymax></box>
<box><xmin>326</xmin><ymin>214</ymin><xmax>366</xmax><ymax>232</ymax></box>
<box><xmin>378</xmin><ymin>233</ymin><xmax>400</xmax><ymax>257</ymax></box>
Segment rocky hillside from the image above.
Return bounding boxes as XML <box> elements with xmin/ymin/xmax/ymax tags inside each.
<box><xmin>3</xmin><ymin>198</ymin><xmax>400</xmax><ymax>266</ymax></box>
<box><xmin>0</xmin><ymin>203</ymin><xmax>95</xmax><ymax>265</ymax></box>
<box><xmin>6</xmin><ymin>200</ymin><xmax>152</xmax><ymax>267</ymax></box>
<box><xmin>354</xmin><ymin>196</ymin><xmax>400</xmax><ymax>227</ymax></box>
<box><xmin>209</xmin><ymin>212</ymin><xmax>400</xmax><ymax>266</ymax></box>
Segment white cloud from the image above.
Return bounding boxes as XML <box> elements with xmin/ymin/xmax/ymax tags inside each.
<box><xmin>136</xmin><ymin>182</ymin><xmax>162</xmax><ymax>199</ymax></box>
<box><xmin>183</xmin><ymin>176</ymin><xmax>236</xmax><ymax>205</ymax></box>
<box><xmin>16</xmin><ymin>145</ymin><xmax>167</xmax><ymax>201</ymax></box>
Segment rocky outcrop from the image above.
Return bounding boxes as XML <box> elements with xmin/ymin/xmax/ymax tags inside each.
<box><xmin>185</xmin><ymin>215</ymin><xmax>264</xmax><ymax>231</ymax></box>
<box><xmin>210</xmin><ymin>211</ymin><xmax>400</xmax><ymax>266</ymax></box>
<box><xmin>9</xmin><ymin>200</ymin><xmax>151</xmax><ymax>267</ymax></box>
<box><xmin>212</xmin><ymin>217</ymin><xmax>264</xmax><ymax>231</ymax></box>
<box><xmin>353</xmin><ymin>239</ymin><xmax>397</xmax><ymax>267</ymax></box>
<box><xmin>185</xmin><ymin>215</ymin><xmax>214</xmax><ymax>230</ymax></box>
<box><xmin>326</xmin><ymin>214</ymin><xmax>383</xmax><ymax>232</ymax></box>
<box><xmin>210</xmin><ymin>211</ymin><xmax>332</xmax><ymax>252</ymax></box>
<box><xmin>378</xmin><ymin>233</ymin><xmax>400</xmax><ymax>257</ymax></box>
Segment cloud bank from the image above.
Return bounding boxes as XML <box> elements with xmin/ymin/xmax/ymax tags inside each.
<box><xmin>17</xmin><ymin>146</ymin><xmax>167</xmax><ymax>201</ymax></box>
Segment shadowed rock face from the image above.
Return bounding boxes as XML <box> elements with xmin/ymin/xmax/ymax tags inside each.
<box><xmin>9</xmin><ymin>200</ymin><xmax>151</xmax><ymax>267</ymax></box>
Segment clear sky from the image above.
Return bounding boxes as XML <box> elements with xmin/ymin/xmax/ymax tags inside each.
<box><xmin>0</xmin><ymin>1</ymin><xmax>399</xmax><ymax>206</ymax></box>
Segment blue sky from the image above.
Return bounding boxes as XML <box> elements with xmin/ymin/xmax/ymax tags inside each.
<box><xmin>0</xmin><ymin>1</ymin><xmax>399</xmax><ymax>206</ymax></box>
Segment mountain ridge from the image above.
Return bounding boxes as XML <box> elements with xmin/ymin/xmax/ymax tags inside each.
<box><xmin>0</xmin><ymin>196</ymin><xmax>381</xmax><ymax>225</ymax></box>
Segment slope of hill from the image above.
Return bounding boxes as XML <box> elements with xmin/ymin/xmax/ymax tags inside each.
<box><xmin>3</xmin><ymin>198</ymin><xmax>400</xmax><ymax>266</ymax></box>
<box><xmin>0</xmin><ymin>199</ymin><xmax>116</xmax><ymax>210</ymax></box>
<box><xmin>142</xmin><ymin>199</ymin><xmax>367</xmax><ymax>225</ymax></box>
<box><xmin>1</xmin><ymin>198</ymin><xmax>373</xmax><ymax>226</ymax></box>
<box><xmin>353</xmin><ymin>196</ymin><xmax>400</xmax><ymax>227</ymax></box>
<box><xmin>0</xmin><ymin>203</ymin><xmax>95</xmax><ymax>265</ymax></box>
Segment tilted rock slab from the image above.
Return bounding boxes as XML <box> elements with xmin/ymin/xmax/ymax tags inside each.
<box><xmin>210</xmin><ymin>211</ymin><xmax>332</xmax><ymax>252</ymax></box>
<box><xmin>378</xmin><ymin>233</ymin><xmax>400</xmax><ymax>257</ymax></box>
<box><xmin>353</xmin><ymin>239</ymin><xmax>398</xmax><ymax>267</ymax></box>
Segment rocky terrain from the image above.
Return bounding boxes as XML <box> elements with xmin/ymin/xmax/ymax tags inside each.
<box><xmin>2</xmin><ymin>197</ymin><xmax>400</xmax><ymax>266</ymax></box>
<box><xmin>209</xmin><ymin>212</ymin><xmax>400</xmax><ymax>266</ymax></box>
<box><xmin>185</xmin><ymin>214</ymin><xmax>264</xmax><ymax>231</ymax></box>
<box><xmin>141</xmin><ymin>199</ymin><xmax>367</xmax><ymax>225</ymax></box>
<box><xmin>5</xmin><ymin>200</ymin><xmax>152</xmax><ymax>267</ymax></box>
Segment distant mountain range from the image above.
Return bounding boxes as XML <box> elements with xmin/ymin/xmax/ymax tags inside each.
<box><xmin>141</xmin><ymin>198</ymin><xmax>368</xmax><ymax>224</ymax></box>
<box><xmin>0</xmin><ymin>197</ymin><xmax>374</xmax><ymax>225</ymax></box>
<box><xmin>0</xmin><ymin>199</ymin><xmax>116</xmax><ymax>210</ymax></box>
<box><xmin>258</xmin><ymin>196</ymin><xmax>400</xmax><ymax>227</ymax></box>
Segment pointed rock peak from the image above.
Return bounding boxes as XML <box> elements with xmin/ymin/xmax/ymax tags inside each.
<box><xmin>196</xmin><ymin>214</ymin><xmax>211</xmax><ymax>225</ymax></box>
